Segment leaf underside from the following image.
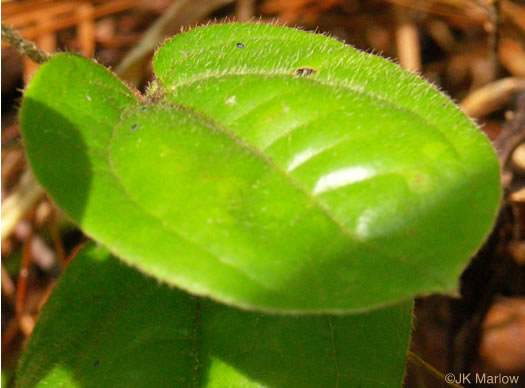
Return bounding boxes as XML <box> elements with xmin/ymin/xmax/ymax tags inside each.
<box><xmin>20</xmin><ymin>23</ymin><xmax>501</xmax><ymax>313</ymax></box>
<box><xmin>17</xmin><ymin>244</ymin><xmax>413</xmax><ymax>388</ymax></box>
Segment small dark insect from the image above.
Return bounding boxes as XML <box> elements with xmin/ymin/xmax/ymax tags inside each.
<box><xmin>294</xmin><ymin>67</ymin><xmax>317</xmax><ymax>77</ymax></box>
<box><xmin>93</xmin><ymin>360</ymin><xmax>100</xmax><ymax>367</ymax></box>
<box><xmin>236</xmin><ymin>42</ymin><xmax>245</xmax><ymax>49</ymax></box>
<box><xmin>130</xmin><ymin>124</ymin><xmax>138</xmax><ymax>131</ymax></box>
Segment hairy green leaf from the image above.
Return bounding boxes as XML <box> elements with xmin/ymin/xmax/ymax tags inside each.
<box><xmin>20</xmin><ymin>23</ymin><xmax>501</xmax><ymax>313</ymax></box>
<box><xmin>17</xmin><ymin>244</ymin><xmax>412</xmax><ymax>387</ymax></box>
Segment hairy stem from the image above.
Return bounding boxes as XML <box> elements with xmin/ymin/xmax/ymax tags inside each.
<box><xmin>1</xmin><ymin>23</ymin><xmax>49</xmax><ymax>64</ymax></box>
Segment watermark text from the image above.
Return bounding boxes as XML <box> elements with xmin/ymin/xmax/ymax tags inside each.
<box><xmin>444</xmin><ymin>372</ymin><xmax>520</xmax><ymax>385</ymax></box>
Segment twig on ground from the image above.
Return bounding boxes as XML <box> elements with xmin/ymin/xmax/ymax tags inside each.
<box><xmin>1</xmin><ymin>263</ymin><xmax>16</xmax><ymax>303</ymax></box>
<box><xmin>460</xmin><ymin>77</ymin><xmax>525</xmax><ymax>118</ymax></box>
<box><xmin>236</xmin><ymin>0</ymin><xmax>256</xmax><ymax>22</ymax></box>
<box><xmin>499</xmin><ymin>38</ymin><xmax>525</xmax><ymax>77</ymax></box>
<box><xmin>115</xmin><ymin>0</ymin><xmax>234</xmax><ymax>86</ymax></box>
<box><xmin>395</xmin><ymin>6</ymin><xmax>421</xmax><ymax>73</ymax></box>
<box><xmin>1</xmin><ymin>169</ymin><xmax>45</xmax><ymax>242</ymax></box>
<box><xmin>49</xmin><ymin>210</ymin><xmax>67</xmax><ymax>270</ymax></box>
<box><xmin>493</xmin><ymin>91</ymin><xmax>525</xmax><ymax>167</ymax></box>
<box><xmin>1</xmin><ymin>319</ymin><xmax>20</xmax><ymax>354</ymax></box>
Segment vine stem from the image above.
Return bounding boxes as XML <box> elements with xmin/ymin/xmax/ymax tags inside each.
<box><xmin>1</xmin><ymin>25</ymin><xmax>48</xmax><ymax>242</ymax></box>
<box><xmin>408</xmin><ymin>351</ymin><xmax>464</xmax><ymax>388</ymax></box>
<box><xmin>1</xmin><ymin>23</ymin><xmax>49</xmax><ymax>64</ymax></box>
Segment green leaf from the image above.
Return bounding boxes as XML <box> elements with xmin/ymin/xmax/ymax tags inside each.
<box><xmin>16</xmin><ymin>244</ymin><xmax>413</xmax><ymax>388</ymax></box>
<box><xmin>20</xmin><ymin>23</ymin><xmax>501</xmax><ymax>313</ymax></box>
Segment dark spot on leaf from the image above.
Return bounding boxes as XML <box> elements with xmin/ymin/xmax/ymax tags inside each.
<box><xmin>141</xmin><ymin>106</ymin><xmax>147</xmax><ymax>111</ymax></box>
<box><xmin>236</xmin><ymin>43</ymin><xmax>245</xmax><ymax>49</ymax></box>
<box><xmin>294</xmin><ymin>67</ymin><xmax>317</xmax><ymax>77</ymax></box>
<box><xmin>93</xmin><ymin>360</ymin><xmax>100</xmax><ymax>367</ymax></box>
<box><xmin>131</xmin><ymin>124</ymin><xmax>138</xmax><ymax>131</ymax></box>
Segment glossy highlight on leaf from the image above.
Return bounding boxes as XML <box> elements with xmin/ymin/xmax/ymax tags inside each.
<box><xmin>17</xmin><ymin>244</ymin><xmax>413</xmax><ymax>388</ymax></box>
<box><xmin>19</xmin><ymin>23</ymin><xmax>501</xmax><ymax>313</ymax></box>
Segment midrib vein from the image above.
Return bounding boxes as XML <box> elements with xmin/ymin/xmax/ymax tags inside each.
<box><xmin>158</xmin><ymin>101</ymin><xmax>447</xmax><ymax>288</ymax></box>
